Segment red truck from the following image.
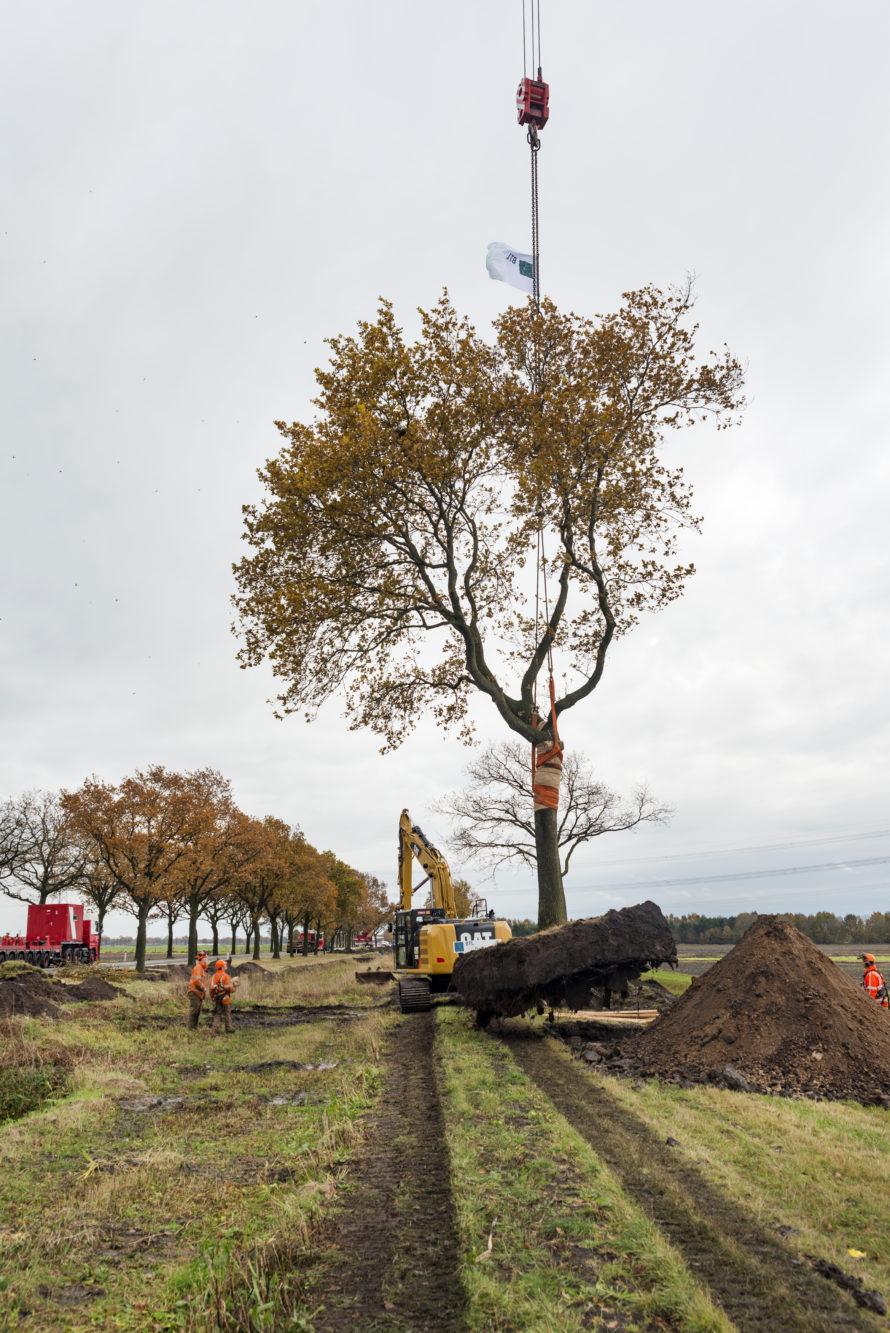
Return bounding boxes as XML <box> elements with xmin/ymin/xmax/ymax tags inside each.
<box><xmin>0</xmin><ymin>903</ymin><xmax>100</xmax><ymax>967</ymax></box>
<box><xmin>286</xmin><ymin>928</ymin><xmax>324</xmax><ymax>955</ymax></box>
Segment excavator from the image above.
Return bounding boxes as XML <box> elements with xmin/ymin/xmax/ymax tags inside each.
<box><xmin>391</xmin><ymin>809</ymin><xmax>511</xmax><ymax>1013</ymax></box>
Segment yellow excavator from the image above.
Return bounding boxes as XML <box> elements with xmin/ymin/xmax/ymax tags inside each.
<box><xmin>392</xmin><ymin>809</ymin><xmax>511</xmax><ymax>1013</ymax></box>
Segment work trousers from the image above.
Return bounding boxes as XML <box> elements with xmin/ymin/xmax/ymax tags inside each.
<box><xmin>211</xmin><ymin>999</ymin><xmax>232</xmax><ymax>1034</ymax></box>
<box><xmin>187</xmin><ymin>993</ymin><xmax>204</xmax><ymax>1029</ymax></box>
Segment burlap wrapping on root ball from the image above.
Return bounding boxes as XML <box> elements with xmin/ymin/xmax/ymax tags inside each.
<box><xmin>452</xmin><ymin>900</ymin><xmax>677</xmax><ymax>1018</ymax></box>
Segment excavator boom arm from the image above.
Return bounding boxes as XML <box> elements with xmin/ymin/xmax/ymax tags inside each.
<box><xmin>398</xmin><ymin>809</ymin><xmax>457</xmax><ymax>917</ymax></box>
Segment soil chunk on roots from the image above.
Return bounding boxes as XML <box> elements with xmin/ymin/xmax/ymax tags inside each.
<box><xmin>451</xmin><ymin>901</ymin><xmax>677</xmax><ymax>1019</ymax></box>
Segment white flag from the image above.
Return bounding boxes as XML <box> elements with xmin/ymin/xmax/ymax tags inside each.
<box><xmin>486</xmin><ymin>241</ymin><xmax>535</xmax><ymax>295</ymax></box>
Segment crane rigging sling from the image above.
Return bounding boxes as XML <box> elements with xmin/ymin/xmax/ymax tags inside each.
<box><xmin>532</xmin><ymin>675</ymin><xmax>563</xmax><ymax>811</ymax></box>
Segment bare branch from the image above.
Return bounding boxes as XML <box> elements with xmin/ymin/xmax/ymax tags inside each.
<box><xmin>435</xmin><ymin>741</ymin><xmax>672</xmax><ymax>877</ymax></box>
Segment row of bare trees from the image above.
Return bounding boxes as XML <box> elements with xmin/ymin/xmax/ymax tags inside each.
<box><xmin>0</xmin><ymin>768</ymin><xmax>392</xmax><ymax>972</ymax></box>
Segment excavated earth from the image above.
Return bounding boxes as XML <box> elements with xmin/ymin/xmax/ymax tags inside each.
<box><xmin>452</xmin><ymin>900</ymin><xmax>677</xmax><ymax>1018</ymax></box>
<box><xmin>589</xmin><ymin>915</ymin><xmax>890</xmax><ymax>1105</ymax></box>
<box><xmin>0</xmin><ymin>968</ymin><xmax>122</xmax><ymax>1019</ymax></box>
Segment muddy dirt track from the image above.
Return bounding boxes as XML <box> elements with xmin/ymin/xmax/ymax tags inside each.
<box><xmin>503</xmin><ymin>1027</ymin><xmax>880</xmax><ymax>1332</ymax></box>
<box><xmin>309</xmin><ymin>1010</ymin><xmax>466</xmax><ymax>1332</ymax></box>
<box><xmin>301</xmin><ymin>1005</ymin><xmax>884</xmax><ymax>1331</ymax></box>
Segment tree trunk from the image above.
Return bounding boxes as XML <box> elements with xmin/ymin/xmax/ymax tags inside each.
<box><xmin>287</xmin><ymin>918</ymin><xmax>295</xmax><ymax>953</ymax></box>
<box><xmin>252</xmin><ymin>914</ymin><xmax>261</xmax><ymax>961</ymax></box>
<box><xmin>535</xmin><ymin>807</ymin><xmax>567</xmax><ymax>929</ymax></box>
<box><xmin>314</xmin><ymin>919</ymin><xmax>322</xmax><ymax>954</ymax></box>
<box><xmin>244</xmin><ymin>926</ymin><xmax>252</xmax><ymax>955</ymax></box>
<box><xmin>302</xmin><ymin>914</ymin><xmax>310</xmax><ymax>956</ymax></box>
<box><xmin>231</xmin><ymin>924</ymin><xmax>237</xmax><ymax>954</ymax></box>
<box><xmin>270</xmin><ymin>915</ymin><xmax>281</xmax><ymax>959</ymax></box>
<box><xmin>134</xmin><ymin>898</ymin><xmax>151</xmax><ymax>974</ymax></box>
<box><xmin>187</xmin><ymin>900</ymin><xmax>199</xmax><ymax>968</ymax></box>
<box><xmin>166</xmin><ymin>912</ymin><xmax>174</xmax><ymax>959</ymax></box>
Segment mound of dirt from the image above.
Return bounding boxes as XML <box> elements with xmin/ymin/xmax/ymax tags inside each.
<box><xmin>453</xmin><ymin>901</ymin><xmax>677</xmax><ymax>1019</ymax></box>
<box><xmin>630</xmin><ymin>915</ymin><xmax>890</xmax><ymax>1104</ymax></box>
<box><xmin>230</xmin><ymin>962</ymin><xmax>266</xmax><ymax>976</ymax></box>
<box><xmin>0</xmin><ymin>975</ymin><xmax>61</xmax><ymax>1019</ymax></box>
<box><xmin>0</xmin><ymin>969</ymin><xmax>121</xmax><ymax>1018</ymax></box>
<box><xmin>149</xmin><ymin>964</ymin><xmax>192</xmax><ymax>983</ymax></box>
<box><xmin>60</xmin><ymin>977</ymin><xmax>122</xmax><ymax>1002</ymax></box>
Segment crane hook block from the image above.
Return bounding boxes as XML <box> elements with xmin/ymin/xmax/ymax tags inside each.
<box><xmin>516</xmin><ymin>76</ymin><xmax>549</xmax><ymax>130</ymax></box>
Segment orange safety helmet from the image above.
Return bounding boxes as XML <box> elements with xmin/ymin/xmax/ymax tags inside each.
<box><xmin>215</xmin><ymin>959</ymin><xmax>227</xmax><ymax>970</ymax></box>
<box><xmin>861</xmin><ymin>953</ymin><xmax>876</xmax><ymax>965</ymax></box>
<box><xmin>197</xmin><ymin>950</ymin><xmax>207</xmax><ymax>960</ymax></box>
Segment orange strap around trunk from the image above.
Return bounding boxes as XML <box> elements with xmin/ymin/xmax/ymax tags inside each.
<box><xmin>531</xmin><ymin>677</ymin><xmax>563</xmax><ymax>811</ymax></box>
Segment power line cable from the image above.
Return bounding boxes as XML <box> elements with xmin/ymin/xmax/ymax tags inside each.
<box><xmin>569</xmin><ymin>854</ymin><xmax>890</xmax><ymax>895</ymax></box>
<box><xmin>588</xmin><ymin>826</ymin><xmax>890</xmax><ymax>870</ymax></box>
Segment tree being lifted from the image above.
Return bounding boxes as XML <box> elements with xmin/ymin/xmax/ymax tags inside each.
<box><xmin>232</xmin><ymin>287</ymin><xmax>744</xmax><ymax>927</ymax></box>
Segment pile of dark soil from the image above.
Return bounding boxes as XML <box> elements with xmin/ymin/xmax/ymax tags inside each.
<box><xmin>61</xmin><ymin>977</ymin><xmax>121</xmax><ymax>1002</ymax></box>
<box><xmin>627</xmin><ymin>915</ymin><xmax>890</xmax><ymax>1104</ymax></box>
<box><xmin>0</xmin><ymin>969</ymin><xmax>121</xmax><ymax>1019</ymax></box>
<box><xmin>230</xmin><ymin>961</ymin><xmax>266</xmax><ymax>976</ymax></box>
<box><xmin>453</xmin><ymin>901</ymin><xmax>677</xmax><ymax>1019</ymax></box>
<box><xmin>154</xmin><ymin>964</ymin><xmax>191</xmax><ymax>981</ymax></box>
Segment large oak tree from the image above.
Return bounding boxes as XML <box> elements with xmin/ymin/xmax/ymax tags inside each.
<box><xmin>233</xmin><ymin>287</ymin><xmax>744</xmax><ymax>926</ymax></box>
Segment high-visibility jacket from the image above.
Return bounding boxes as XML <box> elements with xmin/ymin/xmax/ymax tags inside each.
<box><xmin>210</xmin><ymin>969</ymin><xmax>235</xmax><ymax>1005</ymax></box>
<box><xmin>188</xmin><ymin>961</ymin><xmax>207</xmax><ymax>998</ymax></box>
<box><xmin>863</xmin><ymin>965</ymin><xmax>888</xmax><ymax>1007</ymax></box>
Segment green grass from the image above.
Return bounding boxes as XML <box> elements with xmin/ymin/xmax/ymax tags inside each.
<box><xmin>639</xmin><ymin>968</ymin><xmax>692</xmax><ymax>995</ymax></box>
<box><xmin>4</xmin><ymin>960</ymin><xmax>887</xmax><ymax>1331</ymax></box>
<box><xmin>0</xmin><ymin>967</ymin><xmax>384</xmax><ymax>1331</ymax></box>
<box><xmin>437</xmin><ymin>1007</ymin><xmax>731</xmax><ymax>1332</ymax></box>
<box><xmin>599</xmin><ymin>1071</ymin><xmax>890</xmax><ymax>1301</ymax></box>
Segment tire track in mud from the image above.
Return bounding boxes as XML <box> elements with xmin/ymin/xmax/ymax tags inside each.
<box><xmin>311</xmin><ymin>1009</ymin><xmax>466</xmax><ymax>1333</ymax></box>
<box><xmin>504</xmin><ymin>1029</ymin><xmax>878</xmax><ymax>1333</ymax></box>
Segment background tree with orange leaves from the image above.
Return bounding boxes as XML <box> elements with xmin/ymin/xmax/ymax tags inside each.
<box><xmin>233</xmin><ymin>286</ymin><xmax>744</xmax><ymax>927</ymax></box>
<box><xmin>62</xmin><ymin>766</ymin><xmax>215</xmax><ymax>972</ymax></box>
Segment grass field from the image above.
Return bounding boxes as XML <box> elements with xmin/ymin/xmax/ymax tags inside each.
<box><xmin>0</xmin><ymin>959</ymin><xmax>887</xmax><ymax>1331</ymax></box>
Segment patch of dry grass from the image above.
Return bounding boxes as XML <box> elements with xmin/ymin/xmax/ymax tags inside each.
<box><xmin>596</xmin><ymin>1070</ymin><xmax>890</xmax><ymax>1304</ymax></box>
<box><xmin>0</xmin><ymin>980</ymin><xmax>388</xmax><ymax>1332</ymax></box>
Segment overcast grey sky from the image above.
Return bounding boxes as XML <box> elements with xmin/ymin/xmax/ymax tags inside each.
<box><xmin>2</xmin><ymin>1</ymin><xmax>889</xmax><ymax>934</ymax></box>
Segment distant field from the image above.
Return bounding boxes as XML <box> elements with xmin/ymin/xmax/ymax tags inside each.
<box><xmin>675</xmin><ymin>942</ymin><xmax>890</xmax><ymax>981</ymax></box>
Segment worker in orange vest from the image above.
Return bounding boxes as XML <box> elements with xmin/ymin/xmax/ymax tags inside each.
<box><xmin>861</xmin><ymin>954</ymin><xmax>889</xmax><ymax>1008</ymax></box>
<box><xmin>209</xmin><ymin>958</ymin><xmax>238</xmax><ymax>1034</ymax></box>
<box><xmin>186</xmin><ymin>950</ymin><xmax>209</xmax><ymax>1029</ymax></box>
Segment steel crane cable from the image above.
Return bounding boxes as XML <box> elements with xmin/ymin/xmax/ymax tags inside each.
<box><xmin>529</xmin><ymin>127</ymin><xmax>540</xmax><ymax>308</ymax></box>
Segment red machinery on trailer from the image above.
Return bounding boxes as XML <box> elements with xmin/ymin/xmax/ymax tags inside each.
<box><xmin>0</xmin><ymin>903</ymin><xmax>100</xmax><ymax>967</ymax></box>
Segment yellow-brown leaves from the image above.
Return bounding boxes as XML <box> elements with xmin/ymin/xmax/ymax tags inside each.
<box><xmin>232</xmin><ymin>286</ymin><xmax>744</xmax><ymax>748</ymax></box>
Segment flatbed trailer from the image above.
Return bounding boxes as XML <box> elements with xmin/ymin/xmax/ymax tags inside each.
<box><xmin>0</xmin><ymin>902</ymin><xmax>100</xmax><ymax>967</ymax></box>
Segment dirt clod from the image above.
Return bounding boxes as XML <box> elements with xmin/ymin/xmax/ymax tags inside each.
<box><xmin>808</xmin><ymin>1256</ymin><xmax>888</xmax><ymax>1315</ymax></box>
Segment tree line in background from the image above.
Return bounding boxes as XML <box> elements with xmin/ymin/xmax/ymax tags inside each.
<box><xmin>506</xmin><ymin>910</ymin><xmax>890</xmax><ymax>945</ymax></box>
<box><xmin>669</xmin><ymin>912</ymin><xmax>890</xmax><ymax>945</ymax></box>
<box><xmin>0</xmin><ymin>769</ymin><xmax>394</xmax><ymax>972</ymax></box>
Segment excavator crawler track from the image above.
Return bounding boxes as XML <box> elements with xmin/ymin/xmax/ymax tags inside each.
<box><xmin>397</xmin><ymin>976</ymin><xmax>432</xmax><ymax>1013</ymax></box>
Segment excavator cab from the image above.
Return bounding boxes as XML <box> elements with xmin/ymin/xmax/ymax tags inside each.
<box><xmin>393</xmin><ymin>906</ymin><xmax>446</xmax><ymax>970</ymax></box>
